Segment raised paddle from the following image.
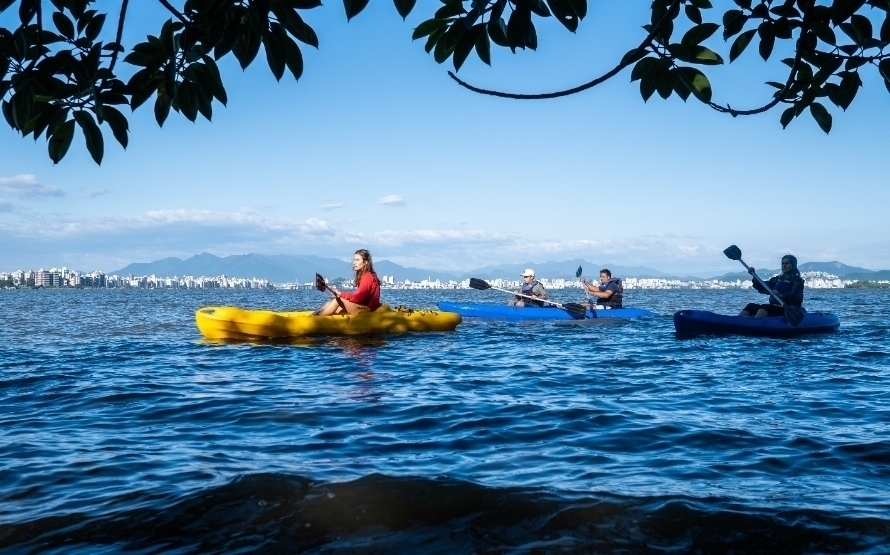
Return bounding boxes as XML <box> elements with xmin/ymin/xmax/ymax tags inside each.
<box><xmin>723</xmin><ymin>245</ymin><xmax>805</xmax><ymax>327</ymax></box>
<box><xmin>469</xmin><ymin>277</ymin><xmax>589</xmax><ymax>319</ymax></box>
<box><xmin>576</xmin><ymin>265</ymin><xmax>594</xmax><ymax>306</ymax></box>
<box><xmin>315</xmin><ymin>273</ymin><xmax>347</xmax><ymax>312</ymax></box>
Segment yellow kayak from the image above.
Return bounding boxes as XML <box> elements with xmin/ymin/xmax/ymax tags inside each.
<box><xmin>195</xmin><ymin>304</ymin><xmax>462</xmax><ymax>340</ymax></box>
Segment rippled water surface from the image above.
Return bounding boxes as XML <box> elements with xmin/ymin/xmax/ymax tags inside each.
<box><xmin>1</xmin><ymin>287</ymin><xmax>889</xmax><ymax>553</ymax></box>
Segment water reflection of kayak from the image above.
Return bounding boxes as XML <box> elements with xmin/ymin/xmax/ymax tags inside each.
<box><xmin>195</xmin><ymin>304</ymin><xmax>461</xmax><ymax>340</ymax></box>
<box><xmin>673</xmin><ymin>309</ymin><xmax>840</xmax><ymax>337</ymax></box>
<box><xmin>436</xmin><ymin>301</ymin><xmax>656</xmax><ymax>320</ymax></box>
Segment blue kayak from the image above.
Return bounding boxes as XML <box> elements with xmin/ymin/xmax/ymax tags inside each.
<box><xmin>673</xmin><ymin>309</ymin><xmax>840</xmax><ymax>337</ymax></box>
<box><xmin>437</xmin><ymin>301</ymin><xmax>656</xmax><ymax>320</ymax></box>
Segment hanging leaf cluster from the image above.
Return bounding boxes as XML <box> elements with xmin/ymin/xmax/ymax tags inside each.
<box><xmin>3</xmin><ymin>0</ymin><xmax>890</xmax><ymax>167</ymax></box>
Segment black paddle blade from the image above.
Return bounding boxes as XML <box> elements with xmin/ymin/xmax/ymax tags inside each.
<box><xmin>785</xmin><ymin>305</ymin><xmax>806</xmax><ymax>327</ymax></box>
<box><xmin>575</xmin><ymin>266</ymin><xmax>583</xmax><ymax>278</ymax></box>
<box><xmin>315</xmin><ymin>273</ymin><xmax>327</xmax><ymax>292</ymax></box>
<box><xmin>723</xmin><ymin>245</ymin><xmax>742</xmax><ymax>261</ymax></box>
<box><xmin>564</xmin><ymin>303</ymin><xmax>589</xmax><ymax>319</ymax></box>
<box><xmin>469</xmin><ymin>278</ymin><xmax>491</xmax><ymax>290</ymax></box>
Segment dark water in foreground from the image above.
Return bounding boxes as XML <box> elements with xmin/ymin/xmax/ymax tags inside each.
<box><xmin>1</xmin><ymin>287</ymin><xmax>888</xmax><ymax>553</ymax></box>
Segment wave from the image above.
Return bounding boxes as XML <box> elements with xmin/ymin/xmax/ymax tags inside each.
<box><xmin>2</xmin><ymin>473</ymin><xmax>887</xmax><ymax>554</ymax></box>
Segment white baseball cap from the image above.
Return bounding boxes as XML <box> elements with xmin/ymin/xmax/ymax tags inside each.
<box><xmin>520</xmin><ymin>269</ymin><xmax>535</xmax><ymax>277</ymax></box>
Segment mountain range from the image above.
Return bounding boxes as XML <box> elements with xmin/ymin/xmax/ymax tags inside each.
<box><xmin>109</xmin><ymin>253</ymin><xmax>890</xmax><ymax>284</ymax></box>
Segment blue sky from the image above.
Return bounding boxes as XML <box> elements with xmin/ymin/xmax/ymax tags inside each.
<box><xmin>2</xmin><ymin>2</ymin><xmax>889</xmax><ymax>276</ymax></box>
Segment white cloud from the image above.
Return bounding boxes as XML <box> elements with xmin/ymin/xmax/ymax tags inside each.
<box><xmin>378</xmin><ymin>194</ymin><xmax>405</xmax><ymax>207</ymax></box>
<box><xmin>0</xmin><ymin>174</ymin><xmax>64</xmax><ymax>198</ymax></box>
<box><xmin>84</xmin><ymin>188</ymin><xmax>108</xmax><ymax>198</ymax></box>
<box><xmin>2</xmin><ymin>206</ymin><xmax>889</xmax><ymax>275</ymax></box>
<box><xmin>321</xmin><ymin>202</ymin><xmax>344</xmax><ymax>211</ymax></box>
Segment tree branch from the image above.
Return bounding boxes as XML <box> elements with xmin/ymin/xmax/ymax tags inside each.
<box><xmin>448</xmin><ymin>0</ymin><xmax>682</xmax><ymax>100</ymax></box>
<box><xmin>707</xmin><ymin>7</ymin><xmax>813</xmax><ymax>117</ymax></box>
<box><xmin>109</xmin><ymin>0</ymin><xmax>130</xmax><ymax>72</ymax></box>
<box><xmin>158</xmin><ymin>0</ymin><xmax>189</xmax><ymax>26</ymax></box>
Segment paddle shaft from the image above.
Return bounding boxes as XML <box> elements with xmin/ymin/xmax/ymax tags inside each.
<box><xmin>318</xmin><ymin>274</ymin><xmax>348</xmax><ymax>311</ymax></box>
<box><xmin>736</xmin><ymin>257</ymin><xmax>787</xmax><ymax>307</ymax></box>
<box><xmin>487</xmin><ymin>284</ymin><xmax>571</xmax><ymax>309</ymax></box>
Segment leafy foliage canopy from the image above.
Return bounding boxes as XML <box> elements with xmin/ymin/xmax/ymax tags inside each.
<box><xmin>2</xmin><ymin>0</ymin><xmax>889</xmax><ymax>164</ymax></box>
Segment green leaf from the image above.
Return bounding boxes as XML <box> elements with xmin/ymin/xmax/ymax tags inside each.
<box><xmin>830</xmin><ymin>0</ymin><xmax>866</xmax><ymax>26</ymax></box>
<box><xmin>722</xmin><ymin>9</ymin><xmax>746</xmax><ymax>39</ymax></box>
<box><xmin>681</xmin><ymin>22</ymin><xmax>718</xmax><ymax>46</ymax></box>
<box><xmin>11</xmin><ymin>88</ymin><xmax>35</xmax><ymax>130</ymax></box>
<box><xmin>770</xmin><ymin>4</ymin><xmax>800</xmax><ymax>18</ymax></box>
<box><xmin>48</xmin><ymin>119</ymin><xmax>75</xmax><ymax>164</ymax></box>
<box><xmin>835</xmin><ymin>71</ymin><xmax>861</xmax><ymax>109</ymax></box>
<box><xmin>85</xmin><ymin>13</ymin><xmax>105</xmax><ymax>41</ymax></box>
<box><xmin>758</xmin><ymin>23</ymin><xmax>775</xmax><ymax>60</ymax></box>
<box><xmin>413</xmin><ymin>18</ymin><xmax>447</xmax><ymax>40</ymax></box>
<box><xmin>685</xmin><ymin>4</ymin><xmax>702</xmax><ymax>25</ymax></box>
<box><xmin>547</xmin><ymin>0</ymin><xmax>581</xmax><ymax>32</ymax></box>
<box><xmin>630</xmin><ymin>57</ymin><xmax>658</xmax><ymax>82</ymax></box>
<box><xmin>52</xmin><ymin>11</ymin><xmax>75</xmax><ymax>40</ymax></box>
<box><xmin>881</xmin><ymin>12</ymin><xmax>890</xmax><ymax>43</ymax></box>
<box><xmin>779</xmin><ymin>106</ymin><xmax>795</xmax><ymax>128</ymax></box>
<box><xmin>655</xmin><ymin>59</ymin><xmax>672</xmax><ymax>99</ymax></box>
<box><xmin>507</xmin><ymin>3</ymin><xmax>533</xmax><ymax>51</ymax></box>
<box><xmin>529</xmin><ymin>0</ymin><xmax>551</xmax><ymax>18</ymax></box>
<box><xmin>453</xmin><ymin>24</ymin><xmax>483</xmax><ymax>71</ymax></box>
<box><xmin>488</xmin><ymin>18</ymin><xmax>508</xmax><ymax>47</ymax></box>
<box><xmin>639</xmin><ymin>73</ymin><xmax>657</xmax><ymax>101</ymax></box>
<box><xmin>74</xmin><ymin>110</ymin><xmax>104</xmax><ymax>164</ymax></box>
<box><xmin>426</xmin><ymin>25</ymin><xmax>448</xmax><ymax>52</ymax></box>
<box><xmin>201</xmin><ymin>55</ymin><xmax>228</xmax><ymax>104</ymax></box>
<box><xmin>671</xmin><ymin>68</ymin><xmax>691</xmax><ymax>101</ymax></box>
<box><xmin>690</xmin><ymin>45</ymin><xmax>723</xmax><ymax>65</ymax></box>
<box><xmin>76</xmin><ymin>9</ymin><xmax>96</xmax><ymax>35</ymax></box>
<box><xmin>809</xmin><ymin>102</ymin><xmax>832</xmax><ymax>133</ymax></box>
<box><xmin>393</xmin><ymin>0</ymin><xmax>417</xmax><ymax>20</ymax></box>
<box><xmin>281</xmin><ymin>9</ymin><xmax>319</xmax><ymax>48</ymax></box>
<box><xmin>878</xmin><ymin>58</ymin><xmax>890</xmax><ymax>84</ymax></box>
<box><xmin>263</xmin><ymin>29</ymin><xmax>286</xmax><ymax>81</ymax></box>
<box><xmin>154</xmin><ymin>91</ymin><xmax>171</xmax><ymax>126</ymax></box>
<box><xmin>729</xmin><ymin>29</ymin><xmax>756</xmax><ymax>62</ymax></box>
<box><xmin>128</xmin><ymin>69</ymin><xmax>157</xmax><ymax>110</ymax></box>
<box><xmin>100</xmin><ymin>105</ymin><xmax>128</xmax><ymax>149</ymax></box>
<box><xmin>177</xmin><ymin>81</ymin><xmax>199</xmax><ymax>122</ymax></box>
<box><xmin>281</xmin><ymin>35</ymin><xmax>304</xmax><ymax>80</ymax></box>
<box><xmin>343</xmin><ymin>0</ymin><xmax>371</xmax><ymax>21</ymax></box>
<box><xmin>435</xmin><ymin>2</ymin><xmax>465</xmax><ymax>18</ymax></box>
<box><xmin>676</xmin><ymin>66</ymin><xmax>712</xmax><ymax>103</ymax></box>
<box><xmin>475</xmin><ymin>27</ymin><xmax>491</xmax><ymax>66</ymax></box>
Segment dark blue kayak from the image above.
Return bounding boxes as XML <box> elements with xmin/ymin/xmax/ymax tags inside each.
<box><xmin>673</xmin><ymin>309</ymin><xmax>840</xmax><ymax>337</ymax></box>
<box><xmin>437</xmin><ymin>301</ymin><xmax>656</xmax><ymax>320</ymax></box>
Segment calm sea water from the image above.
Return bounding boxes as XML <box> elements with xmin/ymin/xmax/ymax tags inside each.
<box><xmin>1</xmin><ymin>287</ymin><xmax>888</xmax><ymax>553</ymax></box>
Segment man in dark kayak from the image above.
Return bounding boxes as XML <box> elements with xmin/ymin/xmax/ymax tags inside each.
<box><xmin>509</xmin><ymin>269</ymin><xmax>549</xmax><ymax>307</ymax></box>
<box><xmin>580</xmin><ymin>269</ymin><xmax>623</xmax><ymax>309</ymax></box>
<box><xmin>739</xmin><ymin>254</ymin><xmax>805</xmax><ymax>318</ymax></box>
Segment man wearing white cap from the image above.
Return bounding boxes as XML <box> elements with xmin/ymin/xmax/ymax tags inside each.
<box><xmin>509</xmin><ymin>269</ymin><xmax>549</xmax><ymax>307</ymax></box>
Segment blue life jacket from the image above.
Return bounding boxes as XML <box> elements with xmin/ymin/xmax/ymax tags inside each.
<box><xmin>758</xmin><ymin>274</ymin><xmax>804</xmax><ymax>306</ymax></box>
<box><xmin>599</xmin><ymin>278</ymin><xmax>623</xmax><ymax>308</ymax></box>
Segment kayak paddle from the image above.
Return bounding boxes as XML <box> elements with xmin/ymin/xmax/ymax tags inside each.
<box><xmin>469</xmin><ymin>277</ymin><xmax>589</xmax><ymax>319</ymax></box>
<box><xmin>315</xmin><ymin>273</ymin><xmax>347</xmax><ymax>312</ymax></box>
<box><xmin>576</xmin><ymin>265</ymin><xmax>594</xmax><ymax>306</ymax></box>
<box><xmin>723</xmin><ymin>245</ymin><xmax>805</xmax><ymax>327</ymax></box>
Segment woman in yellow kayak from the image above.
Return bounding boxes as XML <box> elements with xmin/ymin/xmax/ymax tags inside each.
<box><xmin>314</xmin><ymin>249</ymin><xmax>382</xmax><ymax>316</ymax></box>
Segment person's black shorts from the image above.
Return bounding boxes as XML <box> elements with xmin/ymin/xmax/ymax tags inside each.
<box><xmin>743</xmin><ymin>303</ymin><xmax>785</xmax><ymax>316</ymax></box>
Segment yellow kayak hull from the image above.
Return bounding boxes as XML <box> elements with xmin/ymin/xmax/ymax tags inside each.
<box><xmin>195</xmin><ymin>304</ymin><xmax>462</xmax><ymax>340</ymax></box>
